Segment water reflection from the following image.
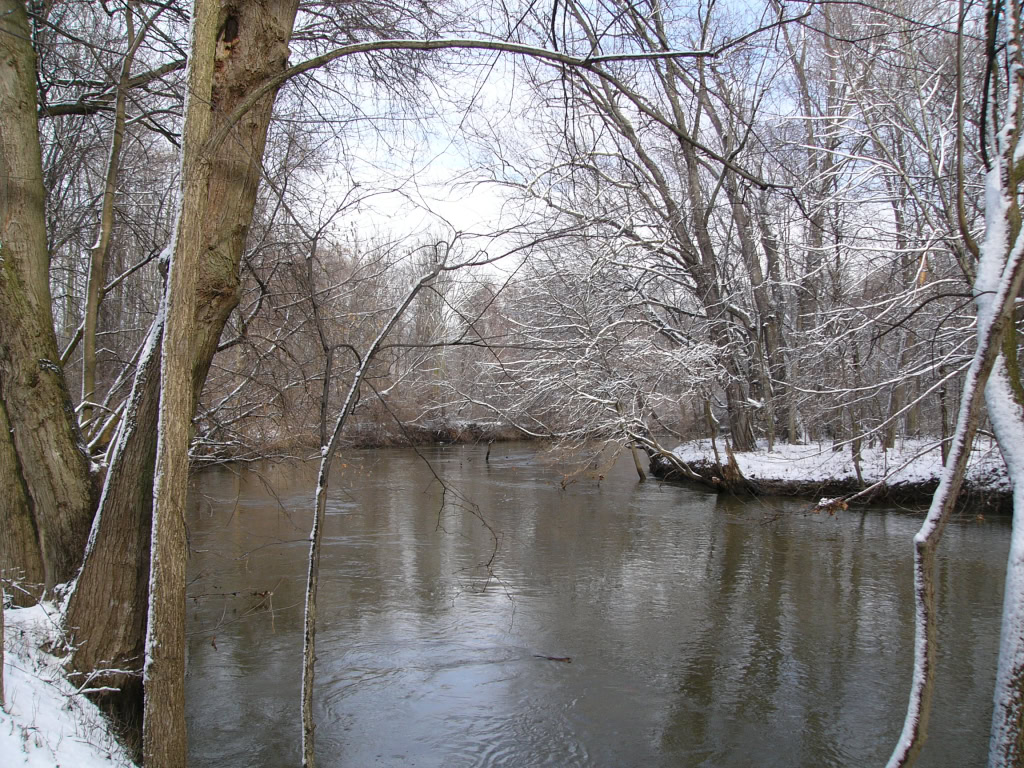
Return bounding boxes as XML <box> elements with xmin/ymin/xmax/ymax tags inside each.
<box><xmin>186</xmin><ymin>444</ymin><xmax>1008</xmax><ymax>767</ymax></box>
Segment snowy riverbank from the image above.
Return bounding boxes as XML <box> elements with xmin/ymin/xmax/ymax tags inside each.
<box><xmin>656</xmin><ymin>437</ymin><xmax>1011</xmax><ymax>509</ymax></box>
<box><xmin>1</xmin><ymin>602</ymin><xmax>135</xmax><ymax>768</ymax></box>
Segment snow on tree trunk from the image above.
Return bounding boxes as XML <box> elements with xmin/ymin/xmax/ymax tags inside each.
<box><xmin>64</xmin><ymin>314</ymin><xmax>163</xmax><ymax>709</ymax></box>
<box><xmin>143</xmin><ymin>0</ymin><xmax>218</xmax><ymax>763</ymax></box>
<box><xmin>65</xmin><ymin>0</ymin><xmax>301</xmax><ymax>730</ymax></box>
<box><xmin>989</xmin><ymin>406</ymin><xmax>1024</xmax><ymax>766</ymax></box>
<box><xmin>888</xmin><ymin>5</ymin><xmax>1024</xmax><ymax>763</ymax></box>
<box><xmin>984</xmin><ymin>9</ymin><xmax>1024</xmax><ymax>755</ymax></box>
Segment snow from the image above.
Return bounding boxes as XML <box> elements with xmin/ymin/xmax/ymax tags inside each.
<box><xmin>671</xmin><ymin>436</ymin><xmax>1010</xmax><ymax>495</ymax></box>
<box><xmin>1</xmin><ymin>603</ymin><xmax>135</xmax><ymax>768</ymax></box>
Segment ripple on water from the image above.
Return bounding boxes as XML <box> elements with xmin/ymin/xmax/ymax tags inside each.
<box><xmin>186</xmin><ymin>445</ymin><xmax>1010</xmax><ymax>768</ymax></box>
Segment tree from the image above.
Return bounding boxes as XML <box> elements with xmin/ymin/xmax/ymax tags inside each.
<box><xmin>143</xmin><ymin>0</ymin><xmax>219</xmax><ymax>762</ymax></box>
<box><xmin>445</xmin><ymin>247</ymin><xmax>718</xmax><ymax>474</ymax></box>
<box><xmin>80</xmin><ymin>0</ymin><xmax>140</xmax><ymax>427</ymax></box>
<box><xmin>63</xmin><ymin>3</ymin><xmax>302</xmax><ymax>742</ymax></box>
<box><xmin>474</xmin><ymin>0</ymin><xmax>811</xmax><ymax>451</ymax></box>
<box><xmin>885</xmin><ymin>0</ymin><xmax>1024</xmax><ymax>765</ymax></box>
<box><xmin>6</xmin><ymin>2</ymin><xmax>728</xmax><ymax>762</ymax></box>
<box><xmin>301</xmin><ymin>249</ymin><xmax>447</xmax><ymax>767</ymax></box>
<box><xmin>0</xmin><ymin>0</ymin><xmax>94</xmax><ymax>595</ymax></box>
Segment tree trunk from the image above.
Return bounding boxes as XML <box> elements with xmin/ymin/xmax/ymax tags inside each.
<box><xmin>0</xmin><ymin>0</ymin><xmax>94</xmax><ymax>591</ymax></box>
<box><xmin>755</xmin><ymin>193</ymin><xmax>797</xmax><ymax>443</ymax></box>
<box><xmin>143</xmin><ymin>0</ymin><xmax>220</xmax><ymax>762</ymax></box>
<box><xmin>64</xmin><ymin>321</ymin><xmax>162</xmax><ymax>718</ymax></box>
<box><xmin>678</xmin><ymin>129</ymin><xmax>755</xmax><ymax>452</ymax></box>
<box><xmin>0</xmin><ymin>393</ymin><xmax>45</xmax><ymax>601</ymax></box>
<box><xmin>64</xmin><ymin>0</ymin><xmax>301</xmax><ymax>740</ymax></box>
<box><xmin>986</xmin><ymin>338</ymin><xmax>1024</xmax><ymax>767</ymax></box>
<box><xmin>888</xmin><ymin>15</ymin><xmax>1024</xmax><ymax>755</ymax></box>
<box><xmin>302</xmin><ymin>265</ymin><xmax>443</xmax><ymax>767</ymax></box>
<box><xmin>82</xmin><ymin>4</ymin><xmax>138</xmax><ymax>427</ymax></box>
<box><xmin>629</xmin><ymin>442</ymin><xmax>647</xmax><ymax>481</ymax></box>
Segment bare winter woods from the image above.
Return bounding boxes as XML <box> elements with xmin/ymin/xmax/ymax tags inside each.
<box><xmin>1</xmin><ymin>0</ymin><xmax>1023</xmax><ymax>765</ymax></box>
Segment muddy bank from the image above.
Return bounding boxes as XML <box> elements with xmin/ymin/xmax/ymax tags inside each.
<box><xmin>192</xmin><ymin>422</ymin><xmax>530</xmax><ymax>464</ymax></box>
<box><xmin>345</xmin><ymin>421</ymin><xmax>527</xmax><ymax>448</ymax></box>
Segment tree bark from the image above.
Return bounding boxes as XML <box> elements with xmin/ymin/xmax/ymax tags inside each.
<box><xmin>64</xmin><ymin>320</ymin><xmax>162</xmax><ymax>714</ymax></box>
<box><xmin>143</xmin><ymin>0</ymin><xmax>220</xmax><ymax>761</ymax></box>
<box><xmin>82</xmin><ymin>3</ymin><xmax>138</xmax><ymax>427</ymax></box>
<box><xmin>0</xmin><ymin>392</ymin><xmax>45</xmax><ymax>601</ymax></box>
<box><xmin>0</xmin><ymin>0</ymin><xmax>94</xmax><ymax>591</ymax></box>
<box><xmin>64</xmin><ymin>0</ymin><xmax>300</xmax><ymax>730</ymax></box>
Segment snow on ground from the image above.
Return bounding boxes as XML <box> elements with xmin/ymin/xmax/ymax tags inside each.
<box><xmin>1</xmin><ymin>602</ymin><xmax>135</xmax><ymax>768</ymax></box>
<box><xmin>672</xmin><ymin>436</ymin><xmax>1010</xmax><ymax>495</ymax></box>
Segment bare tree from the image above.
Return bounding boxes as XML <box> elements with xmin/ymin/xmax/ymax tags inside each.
<box><xmin>886</xmin><ymin>1</ymin><xmax>1024</xmax><ymax>765</ymax></box>
<box><xmin>470</xmin><ymin>0</ymin><xmax>817</xmax><ymax>451</ymax></box>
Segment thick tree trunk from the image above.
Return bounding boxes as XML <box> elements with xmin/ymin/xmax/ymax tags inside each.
<box><xmin>64</xmin><ymin>321</ymin><xmax>162</xmax><ymax>715</ymax></box>
<box><xmin>143</xmin><ymin>1</ymin><xmax>220</xmax><ymax>762</ymax></box>
<box><xmin>0</xmin><ymin>394</ymin><xmax>45</xmax><ymax>600</ymax></box>
<box><xmin>64</xmin><ymin>0</ymin><xmax>300</xmax><ymax>742</ymax></box>
<box><xmin>189</xmin><ymin>1</ymin><xmax>298</xmax><ymax>389</ymax></box>
<box><xmin>0</xmin><ymin>0</ymin><xmax>94</xmax><ymax>590</ymax></box>
<box><xmin>59</xmin><ymin>0</ymin><xmax>299</xmax><ymax>749</ymax></box>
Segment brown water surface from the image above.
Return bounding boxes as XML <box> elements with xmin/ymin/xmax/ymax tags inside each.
<box><xmin>185</xmin><ymin>443</ymin><xmax>1008</xmax><ymax>767</ymax></box>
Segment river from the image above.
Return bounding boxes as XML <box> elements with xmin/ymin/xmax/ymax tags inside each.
<box><xmin>185</xmin><ymin>442</ymin><xmax>1008</xmax><ymax>767</ymax></box>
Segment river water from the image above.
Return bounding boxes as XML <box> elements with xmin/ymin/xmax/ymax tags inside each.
<box><xmin>185</xmin><ymin>443</ymin><xmax>1008</xmax><ymax>767</ymax></box>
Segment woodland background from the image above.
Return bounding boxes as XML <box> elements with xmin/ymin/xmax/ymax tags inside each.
<box><xmin>2</xmin><ymin>0</ymin><xmax>1024</xmax><ymax>766</ymax></box>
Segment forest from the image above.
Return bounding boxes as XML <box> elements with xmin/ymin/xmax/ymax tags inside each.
<box><xmin>1</xmin><ymin>0</ymin><xmax>1023</xmax><ymax>766</ymax></box>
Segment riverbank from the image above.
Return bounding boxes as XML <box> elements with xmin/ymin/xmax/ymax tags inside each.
<box><xmin>193</xmin><ymin>420</ymin><xmax>527</xmax><ymax>464</ymax></box>
<box><xmin>649</xmin><ymin>437</ymin><xmax>1011</xmax><ymax>512</ymax></box>
<box><xmin>345</xmin><ymin>421</ymin><xmax>526</xmax><ymax>449</ymax></box>
<box><xmin>1</xmin><ymin>602</ymin><xmax>134</xmax><ymax>767</ymax></box>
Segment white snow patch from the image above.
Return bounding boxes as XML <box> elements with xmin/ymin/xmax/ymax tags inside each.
<box><xmin>672</xmin><ymin>437</ymin><xmax>1010</xmax><ymax>493</ymax></box>
<box><xmin>1</xmin><ymin>603</ymin><xmax>136</xmax><ymax>767</ymax></box>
